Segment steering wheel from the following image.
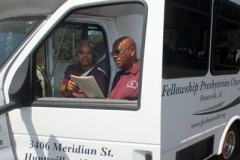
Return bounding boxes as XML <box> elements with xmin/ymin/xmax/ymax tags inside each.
<box><xmin>36</xmin><ymin>65</ymin><xmax>52</xmax><ymax>97</ymax></box>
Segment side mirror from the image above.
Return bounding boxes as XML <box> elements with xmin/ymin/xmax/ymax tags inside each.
<box><xmin>0</xmin><ymin>56</ymin><xmax>31</xmax><ymax>115</ymax></box>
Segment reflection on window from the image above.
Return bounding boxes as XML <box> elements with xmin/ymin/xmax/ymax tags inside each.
<box><xmin>163</xmin><ymin>0</ymin><xmax>210</xmax><ymax>79</ymax></box>
<box><xmin>168</xmin><ymin>0</ymin><xmax>210</xmax><ymax>12</ymax></box>
<box><xmin>213</xmin><ymin>0</ymin><xmax>240</xmax><ymax>73</ymax></box>
<box><xmin>0</xmin><ymin>17</ymin><xmax>44</xmax><ymax>69</ymax></box>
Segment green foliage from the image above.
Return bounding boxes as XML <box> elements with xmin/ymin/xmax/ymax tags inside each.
<box><xmin>88</xmin><ymin>30</ymin><xmax>104</xmax><ymax>44</ymax></box>
<box><xmin>53</xmin><ymin>26</ymin><xmax>104</xmax><ymax>61</ymax></box>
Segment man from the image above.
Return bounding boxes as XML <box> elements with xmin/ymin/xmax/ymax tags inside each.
<box><xmin>110</xmin><ymin>37</ymin><xmax>140</xmax><ymax>100</ymax></box>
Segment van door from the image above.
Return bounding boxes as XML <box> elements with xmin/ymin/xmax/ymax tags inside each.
<box><xmin>0</xmin><ymin>111</ymin><xmax>15</xmax><ymax>159</ymax></box>
<box><xmin>3</xmin><ymin>0</ymin><xmax>162</xmax><ymax>159</ymax></box>
<box><xmin>0</xmin><ymin>17</ymin><xmax>48</xmax><ymax>159</ymax></box>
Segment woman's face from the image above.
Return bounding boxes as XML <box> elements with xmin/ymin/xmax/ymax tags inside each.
<box><xmin>77</xmin><ymin>44</ymin><xmax>94</xmax><ymax>69</ymax></box>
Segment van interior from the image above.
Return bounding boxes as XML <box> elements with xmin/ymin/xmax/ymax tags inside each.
<box><xmin>33</xmin><ymin>2</ymin><xmax>146</xmax><ymax>99</ymax></box>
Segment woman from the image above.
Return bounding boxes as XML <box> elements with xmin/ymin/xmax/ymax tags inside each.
<box><xmin>60</xmin><ymin>40</ymin><xmax>107</xmax><ymax>98</ymax></box>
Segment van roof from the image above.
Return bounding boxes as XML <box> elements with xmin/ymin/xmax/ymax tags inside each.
<box><xmin>0</xmin><ymin>0</ymin><xmax>66</xmax><ymax>20</ymax></box>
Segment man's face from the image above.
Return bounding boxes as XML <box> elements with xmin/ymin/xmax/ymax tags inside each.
<box><xmin>77</xmin><ymin>44</ymin><xmax>94</xmax><ymax>68</ymax></box>
<box><xmin>112</xmin><ymin>41</ymin><xmax>132</xmax><ymax>70</ymax></box>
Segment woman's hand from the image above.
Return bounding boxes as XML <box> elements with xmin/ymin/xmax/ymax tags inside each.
<box><xmin>66</xmin><ymin>79</ymin><xmax>79</xmax><ymax>92</ymax></box>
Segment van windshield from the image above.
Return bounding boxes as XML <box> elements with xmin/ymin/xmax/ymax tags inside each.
<box><xmin>0</xmin><ymin>17</ymin><xmax>45</xmax><ymax>70</ymax></box>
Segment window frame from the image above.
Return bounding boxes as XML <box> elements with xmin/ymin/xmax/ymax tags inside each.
<box><xmin>31</xmin><ymin>2</ymin><xmax>147</xmax><ymax>111</ymax></box>
<box><xmin>210</xmin><ymin>0</ymin><xmax>240</xmax><ymax>75</ymax></box>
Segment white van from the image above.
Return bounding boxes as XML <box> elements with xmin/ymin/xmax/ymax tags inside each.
<box><xmin>1</xmin><ymin>0</ymin><xmax>240</xmax><ymax>159</ymax></box>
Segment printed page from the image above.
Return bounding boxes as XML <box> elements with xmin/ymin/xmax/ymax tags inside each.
<box><xmin>70</xmin><ymin>74</ymin><xmax>105</xmax><ymax>98</ymax></box>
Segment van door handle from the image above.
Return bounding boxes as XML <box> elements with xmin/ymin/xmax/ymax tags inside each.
<box><xmin>145</xmin><ymin>153</ymin><xmax>152</xmax><ymax>160</ymax></box>
<box><xmin>133</xmin><ymin>150</ymin><xmax>152</xmax><ymax>160</ymax></box>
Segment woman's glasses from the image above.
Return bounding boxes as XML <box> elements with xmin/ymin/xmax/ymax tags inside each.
<box><xmin>78</xmin><ymin>50</ymin><xmax>93</xmax><ymax>55</ymax></box>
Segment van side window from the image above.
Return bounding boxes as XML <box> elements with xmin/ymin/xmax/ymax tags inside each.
<box><xmin>212</xmin><ymin>0</ymin><xmax>240</xmax><ymax>74</ymax></box>
<box><xmin>0</xmin><ymin>17</ymin><xmax>44</xmax><ymax>70</ymax></box>
<box><xmin>162</xmin><ymin>0</ymin><xmax>210</xmax><ymax>79</ymax></box>
<box><xmin>35</xmin><ymin>23</ymin><xmax>109</xmax><ymax>98</ymax></box>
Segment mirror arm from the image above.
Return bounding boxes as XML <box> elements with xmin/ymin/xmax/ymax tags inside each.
<box><xmin>0</xmin><ymin>101</ymin><xmax>18</xmax><ymax>115</ymax></box>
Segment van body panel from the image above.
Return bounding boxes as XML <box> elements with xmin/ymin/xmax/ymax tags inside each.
<box><xmin>1</xmin><ymin>0</ymin><xmax>240</xmax><ymax>159</ymax></box>
<box><xmin>0</xmin><ymin>0</ymin><xmax>161</xmax><ymax>159</ymax></box>
<box><xmin>13</xmin><ymin>134</ymin><xmax>160</xmax><ymax>160</ymax></box>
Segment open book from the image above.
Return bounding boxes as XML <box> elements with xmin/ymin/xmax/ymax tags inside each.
<box><xmin>70</xmin><ymin>74</ymin><xmax>105</xmax><ymax>98</ymax></box>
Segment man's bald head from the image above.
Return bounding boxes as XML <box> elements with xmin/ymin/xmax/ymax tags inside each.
<box><xmin>113</xmin><ymin>37</ymin><xmax>136</xmax><ymax>48</ymax></box>
<box><xmin>112</xmin><ymin>37</ymin><xmax>137</xmax><ymax>70</ymax></box>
